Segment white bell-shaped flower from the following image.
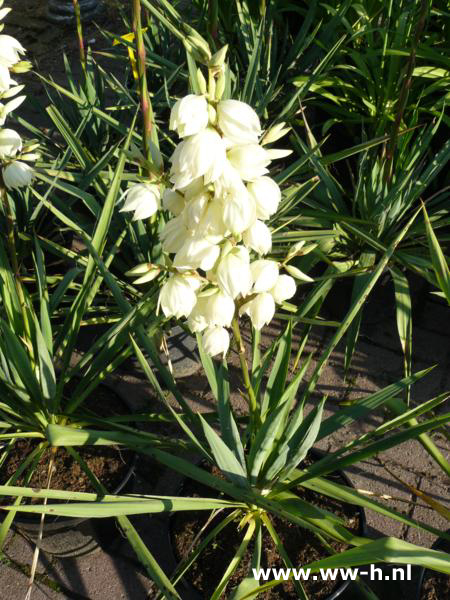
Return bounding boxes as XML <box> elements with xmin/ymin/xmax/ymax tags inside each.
<box><xmin>196</xmin><ymin>198</ymin><xmax>228</xmax><ymax>241</ymax></box>
<box><xmin>162</xmin><ymin>189</ymin><xmax>184</xmax><ymax>216</ymax></box>
<box><xmin>173</xmin><ymin>238</ymin><xmax>220</xmax><ymax>272</ymax></box>
<box><xmin>247</xmin><ymin>176</ymin><xmax>281</xmax><ymax>220</ymax></box>
<box><xmin>180</xmin><ymin>176</ymin><xmax>205</xmax><ymax>200</ymax></box>
<box><xmin>206</xmin><ymin>289</ymin><xmax>235</xmax><ymax>328</ymax></box>
<box><xmin>270</xmin><ymin>274</ymin><xmax>296</xmax><ymax>304</ymax></box>
<box><xmin>3</xmin><ymin>160</ymin><xmax>33</xmax><ymax>189</ymax></box>
<box><xmin>187</xmin><ymin>295</ymin><xmax>210</xmax><ymax>332</ymax></box>
<box><xmin>159</xmin><ymin>274</ymin><xmax>198</xmax><ymax>319</ymax></box>
<box><xmin>0</xmin><ymin>95</ymin><xmax>25</xmax><ymax>126</ymax></box>
<box><xmin>217</xmin><ymin>99</ymin><xmax>261</xmax><ymax>145</ymax></box>
<box><xmin>250</xmin><ymin>260</ymin><xmax>279</xmax><ymax>293</ymax></box>
<box><xmin>240</xmin><ymin>293</ymin><xmax>275</xmax><ymax>330</ymax></box>
<box><xmin>170</xmin><ymin>128</ymin><xmax>226</xmax><ymax>189</ymax></box>
<box><xmin>227</xmin><ymin>144</ymin><xmax>271</xmax><ymax>181</ymax></box>
<box><xmin>202</xmin><ymin>326</ymin><xmax>230</xmax><ymax>357</ymax></box>
<box><xmin>160</xmin><ymin>215</ymin><xmax>191</xmax><ymax>254</ymax></box>
<box><xmin>0</xmin><ymin>64</ymin><xmax>12</xmax><ymax>93</ymax></box>
<box><xmin>0</xmin><ymin>128</ymin><xmax>22</xmax><ymax>159</ymax></box>
<box><xmin>182</xmin><ymin>192</ymin><xmax>209</xmax><ymax>230</ymax></box>
<box><xmin>120</xmin><ymin>183</ymin><xmax>160</xmax><ymax>221</ymax></box>
<box><xmin>0</xmin><ymin>35</ymin><xmax>25</xmax><ymax>68</ymax></box>
<box><xmin>169</xmin><ymin>94</ymin><xmax>209</xmax><ymax>138</ymax></box>
<box><xmin>217</xmin><ymin>245</ymin><xmax>252</xmax><ymax>299</ymax></box>
<box><xmin>242</xmin><ymin>220</ymin><xmax>272</xmax><ymax>255</ymax></box>
<box><xmin>222</xmin><ymin>185</ymin><xmax>256</xmax><ymax>235</ymax></box>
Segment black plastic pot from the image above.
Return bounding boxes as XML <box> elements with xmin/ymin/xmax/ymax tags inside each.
<box><xmin>47</xmin><ymin>0</ymin><xmax>103</xmax><ymax>23</ymax></box>
<box><xmin>13</xmin><ymin>387</ymin><xmax>136</xmax><ymax>558</ymax></box>
<box><xmin>14</xmin><ymin>459</ymin><xmax>135</xmax><ymax>557</ymax></box>
<box><xmin>168</xmin><ymin>449</ymin><xmax>367</xmax><ymax>600</ymax></box>
<box><xmin>415</xmin><ymin>530</ymin><xmax>450</xmax><ymax>600</ymax></box>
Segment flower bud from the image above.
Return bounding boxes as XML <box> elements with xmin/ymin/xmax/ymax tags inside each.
<box><xmin>261</xmin><ymin>122</ymin><xmax>290</xmax><ymax>145</ymax></box>
<box><xmin>265</xmin><ymin>148</ymin><xmax>292</xmax><ymax>161</ymax></box>
<box><xmin>9</xmin><ymin>60</ymin><xmax>32</xmax><ymax>74</ymax></box>
<box><xmin>196</xmin><ymin>68</ymin><xmax>207</xmax><ymax>94</ymax></box>
<box><xmin>133</xmin><ymin>267</ymin><xmax>161</xmax><ymax>285</ymax></box>
<box><xmin>215</xmin><ymin>70</ymin><xmax>226</xmax><ymax>102</ymax></box>
<box><xmin>270</xmin><ymin>275</ymin><xmax>296</xmax><ymax>304</ymax></box>
<box><xmin>242</xmin><ymin>220</ymin><xmax>272</xmax><ymax>255</ymax></box>
<box><xmin>208</xmin><ymin>45</ymin><xmax>228</xmax><ymax>68</ymax></box>
<box><xmin>184</xmin><ymin>33</ymin><xmax>211</xmax><ymax>63</ymax></box>
<box><xmin>285</xmin><ymin>264</ymin><xmax>314</xmax><ymax>282</ymax></box>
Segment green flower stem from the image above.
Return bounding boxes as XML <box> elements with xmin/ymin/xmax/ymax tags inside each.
<box><xmin>232</xmin><ymin>317</ymin><xmax>258</xmax><ymax>427</ymax></box>
<box><xmin>1</xmin><ymin>185</ymin><xmax>33</xmax><ymax>361</ymax></box>
<box><xmin>384</xmin><ymin>0</ymin><xmax>428</xmax><ymax>184</ymax></box>
<box><xmin>208</xmin><ymin>0</ymin><xmax>219</xmax><ymax>41</ymax></box>
<box><xmin>132</xmin><ymin>0</ymin><xmax>154</xmax><ymax>176</ymax></box>
<box><xmin>72</xmin><ymin>0</ymin><xmax>87</xmax><ymax>75</ymax></box>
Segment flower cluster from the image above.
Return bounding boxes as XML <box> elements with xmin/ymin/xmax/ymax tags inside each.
<box><xmin>0</xmin><ymin>2</ymin><xmax>36</xmax><ymax>190</ymax></box>
<box><xmin>151</xmin><ymin>56</ymin><xmax>298</xmax><ymax>357</ymax></box>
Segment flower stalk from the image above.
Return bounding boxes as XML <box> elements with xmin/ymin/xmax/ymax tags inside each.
<box><xmin>384</xmin><ymin>0</ymin><xmax>429</xmax><ymax>185</ymax></box>
<box><xmin>232</xmin><ymin>317</ymin><xmax>258</xmax><ymax>428</ymax></box>
<box><xmin>72</xmin><ymin>0</ymin><xmax>87</xmax><ymax>74</ymax></box>
<box><xmin>132</xmin><ymin>0</ymin><xmax>154</xmax><ymax>175</ymax></box>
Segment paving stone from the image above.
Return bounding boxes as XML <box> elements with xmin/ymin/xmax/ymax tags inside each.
<box><xmin>0</xmin><ymin>562</ymin><xmax>64</xmax><ymax>600</ymax></box>
<box><xmin>408</xmin><ymin>475</ymin><xmax>450</xmax><ymax>548</ymax></box>
<box><xmin>343</xmin><ymin>459</ymin><xmax>418</xmax><ymax>540</ymax></box>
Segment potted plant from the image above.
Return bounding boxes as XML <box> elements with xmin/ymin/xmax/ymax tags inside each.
<box><xmin>4</xmin><ymin>44</ymin><xmax>449</xmax><ymax>599</ymax></box>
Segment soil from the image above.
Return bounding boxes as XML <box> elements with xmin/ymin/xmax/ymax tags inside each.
<box><xmin>419</xmin><ymin>536</ymin><xmax>450</xmax><ymax>600</ymax></box>
<box><xmin>0</xmin><ymin>384</ymin><xmax>134</xmax><ymax>502</ymax></box>
<box><xmin>420</xmin><ymin>574</ymin><xmax>450</xmax><ymax>600</ymax></box>
<box><xmin>171</xmin><ymin>461</ymin><xmax>362</xmax><ymax>600</ymax></box>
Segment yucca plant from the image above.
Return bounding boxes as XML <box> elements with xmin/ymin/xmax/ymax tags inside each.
<box><xmin>2</xmin><ymin>56</ymin><xmax>449</xmax><ymax>597</ymax></box>
<box><xmin>293</xmin><ymin>0</ymin><xmax>449</xmax><ymax>137</ymax></box>
<box><xmin>2</xmin><ymin>230</ymin><xmax>449</xmax><ymax>599</ymax></box>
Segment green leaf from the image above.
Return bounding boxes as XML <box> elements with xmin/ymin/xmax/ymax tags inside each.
<box><xmin>242</xmin><ymin>539</ymin><xmax>450</xmax><ymax>597</ymax></box>
<box><xmin>33</xmin><ymin>237</ymin><xmax>52</xmax><ymax>353</ymax></box>
<box><xmin>318</xmin><ymin>367</ymin><xmax>434</xmax><ymax>440</ymax></box>
<box><xmin>276</xmin><ymin>397</ymin><xmax>326</xmax><ymax>481</ymax></box>
<box><xmin>262</xmin><ymin>322</ymin><xmax>292</xmax><ymax>416</ymax></box>
<box><xmin>391</xmin><ymin>267</ymin><xmax>413</xmax><ymax>402</ymax></box>
<box><xmin>199</xmin><ymin>415</ymin><xmax>249</xmax><ymax>489</ymax></box>
<box><xmin>423</xmin><ymin>204</ymin><xmax>450</xmax><ymax>303</ymax></box>
<box><xmin>0</xmin><ymin>320</ymin><xmax>42</xmax><ymax>404</ymax></box>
